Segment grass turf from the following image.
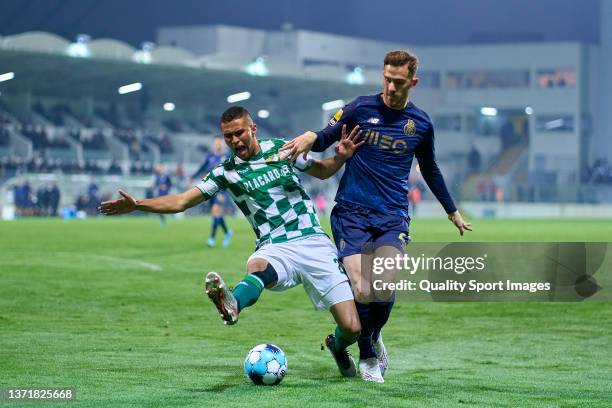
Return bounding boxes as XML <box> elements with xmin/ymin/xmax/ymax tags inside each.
<box><xmin>1</xmin><ymin>217</ymin><xmax>611</xmax><ymax>407</ymax></box>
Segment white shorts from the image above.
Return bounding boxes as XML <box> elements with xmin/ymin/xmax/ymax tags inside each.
<box><xmin>247</xmin><ymin>234</ymin><xmax>353</xmax><ymax>310</ymax></box>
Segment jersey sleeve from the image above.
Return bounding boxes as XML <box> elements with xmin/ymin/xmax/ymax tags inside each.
<box><xmin>313</xmin><ymin>98</ymin><xmax>360</xmax><ymax>152</ymax></box>
<box><xmin>292</xmin><ymin>153</ymin><xmax>314</xmax><ymax>172</ymax></box>
<box><xmin>195</xmin><ymin>165</ymin><xmax>225</xmax><ymax>200</ymax></box>
<box><xmin>414</xmin><ymin>122</ymin><xmax>458</xmax><ymax>214</ymax></box>
<box><xmin>274</xmin><ymin>138</ymin><xmax>313</xmax><ymax>171</ymax></box>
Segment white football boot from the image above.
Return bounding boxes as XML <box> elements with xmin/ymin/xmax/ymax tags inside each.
<box><xmin>373</xmin><ymin>333</ymin><xmax>389</xmax><ymax>376</ymax></box>
<box><xmin>359</xmin><ymin>357</ymin><xmax>384</xmax><ymax>383</ymax></box>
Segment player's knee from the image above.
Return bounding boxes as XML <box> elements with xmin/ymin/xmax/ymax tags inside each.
<box><xmin>346</xmin><ymin>317</ymin><xmax>361</xmax><ymax>338</ymax></box>
<box><xmin>339</xmin><ymin>314</ymin><xmax>361</xmax><ymax>338</ymax></box>
<box><xmin>246</xmin><ymin>259</ymin><xmax>278</xmax><ymax>289</ymax></box>
<box><xmin>373</xmin><ymin>288</ymin><xmax>394</xmax><ymax>303</ymax></box>
<box><xmin>352</xmin><ymin>286</ymin><xmax>372</xmax><ymax>304</ymax></box>
<box><xmin>247</xmin><ymin>258</ymin><xmax>268</xmax><ymax>272</ymax></box>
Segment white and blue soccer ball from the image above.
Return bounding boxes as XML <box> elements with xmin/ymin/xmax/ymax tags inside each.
<box><xmin>244</xmin><ymin>344</ymin><xmax>287</xmax><ymax>385</ymax></box>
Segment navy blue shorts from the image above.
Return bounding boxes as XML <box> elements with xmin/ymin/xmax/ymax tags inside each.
<box><xmin>330</xmin><ymin>201</ymin><xmax>410</xmax><ymax>259</ymax></box>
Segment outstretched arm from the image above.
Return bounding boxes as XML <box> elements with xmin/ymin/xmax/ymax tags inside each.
<box><xmin>415</xmin><ymin>124</ymin><xmax>472</xmax><ymax>236</ymax></box>
<box><xmin>99</xmin><ymin>187</ymin><xmax>205</xmax><ymax>215</ymax></box>
<box><xmin>306</xmin><ymin>125</ymin><xmax>362</xmax><ymax>180</ymax></box>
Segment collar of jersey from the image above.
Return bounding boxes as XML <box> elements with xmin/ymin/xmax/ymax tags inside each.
<box><xmin>233</xmin><ymin>143</ymin><xmax>264</xmax><ymax>164</ymax></box>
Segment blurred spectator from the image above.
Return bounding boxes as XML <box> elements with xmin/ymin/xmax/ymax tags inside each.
<box><xmin>115</xmin><ymin>128</ymin><xmax>149</xmax><ymax>160</ymax></box>
<box><xmin>75</xmin><ymin>194</ymin><xmax>88</xmax><ymax>213</ymax></box>
<box><xmin>154</xmin><ymin>164</ymin><xmax>172</xmax><ymax>196</ymax></box>
<box><xmin>315</xmin><ymin>193</ymin><xmax>328</xmax><ymax>216</ymax></box>
<box><xmin>49</xmin><ymin>183</ymin><xmax>60</xmax><ymax>216</ymax></box>
<box><xmin>468</xmin><ymin>146</ymin><xmax>481</xmax><ymax>174</ymax></box>
<box><xmin>130</xmin><ymin>160</ymin><xmax>143</xmax><ymax>175</ymax></box>
<box><xmin>87</xmin><ymin>180</ymin><xmax>100</xmax><ymax>215</ymax></box>
<box><xmin>14</xmin><ymin>180</ymin><xmax>34</xmax><ymax>216</ymax></box>
<box><xmin>477</xmin><ymin>179</ymin><xmax>488</xmax><ymax>201</ymax></box>
<box><xmin>13</xmin><ymin>182</ymin><xmax>24</xmax><ymax>216</ymax></box>
<box><xmin>408</xmin><ymin>185</ymin><xmax>422</xmax><ymax>216</ymax></box>
<box><xmin>174</xmin><ymin>163</ymin><xmax>189</xmax><ymax>190</ymax></box>
<box><xmin>146</xmin><ymin>132</ymin><xmax>174</xmax><ymax>154</ymax></box>
<box><xmin>488</xmin><ymin>180</ymin><xmax>497</xmax><ymax>202</ymax></box>
<box><xmin>22</xmin><ymin>124</ymin><xmax>48</xmax><ymax>149</ymax></box>
<box><xmin>36</xmin><ymin>185</ymin><xmax>48</xmax><ymax>216</ymax></box>
<box><xmin>107</xmin><ymin>160</ymin><xmax>123</xmax><ymax>175</ymax></box>
<box><xmin>129</xmin><ymin>160</ymin><xmax>152</xmax><ymax>175</ymax></box>
<box><xmin>495</xmin><ymin>186</ymin><xmax>505</xmax><ymax>202</ymax></box>
<box><xmin>84</xmin><ymin>160</ymin><xmax>104</xmax><ymax>174</ymax></box>
<box><xmin>586</xmin><ymin>158</ymin><xmax>612</xmax><ymax>184</ymax></box>
<box><xmin>77</xmin><ymin>129</ymin><xmax>108</xmax><ymax>150</ymax></box>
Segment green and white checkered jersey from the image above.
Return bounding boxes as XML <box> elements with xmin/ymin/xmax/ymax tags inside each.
<box><xmin>196</xmin><ymin>139</ymin><xmax>325</xmax><ymax>246</ymax></box>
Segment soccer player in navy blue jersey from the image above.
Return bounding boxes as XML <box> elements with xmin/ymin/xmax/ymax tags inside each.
<box><xmin>192</xmin><ymin>137</ymin><xmax>233</xmax><ymax>247</ymax></box>
<box><xmin>282</xmin><ymin>50</ymin><xmax>472</xmax><ymax>382</ymax></box>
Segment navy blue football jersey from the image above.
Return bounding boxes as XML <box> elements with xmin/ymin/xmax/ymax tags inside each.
<box><xmin>155</xmin><ymin>173</ymin><xmax>172</xmax><ymax>196</ymax></box>
<box><xmin>313</xmin><ymin>93</ymin><xmax>456</xmax><ymax>217</ymax></box>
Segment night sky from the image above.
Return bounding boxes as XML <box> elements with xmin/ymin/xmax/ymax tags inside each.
<box><xmin>0</xmin><ymin>0</ymin><xmax>601</xmax><ymax>47</ymax></box>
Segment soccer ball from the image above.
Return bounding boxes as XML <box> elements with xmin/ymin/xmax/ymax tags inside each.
<box><xmin>244</xmin><ymin>344</ymin><xmax>287</xmax><ymax>385</ymax></box>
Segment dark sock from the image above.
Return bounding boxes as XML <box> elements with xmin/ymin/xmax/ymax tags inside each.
<box><xmin>355</xmin><ymin>302</ymin><xmax>376</xmax><ymax>360</ymax></box>
<box><xmin>218</xmin><ymin>217</ymin><xmax>228</xmax><ymax>234</ymax></box>
<box><xmin>251</xmin><ymin>264</ymin><xmax>278</xmax><ymax>288</ymax></box>
<box><xmin>334</xmin><ymin>325</ymin><xmax>358</xmax><ymax>351</ymax></box>
<box><xmin>372</xmin><ymin>292</ymin><xmax>395</xmax><ymax>342</ymax></box>
<box><xmin>232</xmin><ymin>275</ymin><xmax>263</xmax><ymax>312</ymax></box>
<box><xmin>211</xmin><ymin>217</ymin><xmax>219</xmax><ymax>238</ymax></box>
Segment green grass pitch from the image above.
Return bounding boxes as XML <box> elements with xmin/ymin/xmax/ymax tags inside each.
<box><xmin>1</xmin><ymin>217</ymin><xmax>611</xmax><ymax>407</ymax></box>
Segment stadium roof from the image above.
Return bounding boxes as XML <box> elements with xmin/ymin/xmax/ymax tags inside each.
<box><xmin>0</xmin><ymin>46</ymin><xmax>377</xmax><ymax>114</ymax></box>
<box><xmin>0</xmin><ymin>0</ymin><xmax>600</xmax><ymax>47</ymax></box>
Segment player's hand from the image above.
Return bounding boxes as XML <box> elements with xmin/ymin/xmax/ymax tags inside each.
<box><xmin>99</xmin><ymin>190</ymin><xmax>138</xmax><ymax>216</ymax></box>
<box><xmin>448</xmin><ymin>211</ymin><xmax>472</xmax><ymax>236</ymax></box>
<box><xmin>280</xmin><ymin>131</ymin><xmax>317</xmax><ymax>162</ymax></box>
<box><xmin>336</xmin><ymin>125</ymin><xmax>363</xmax><ymax>160</ymax></box>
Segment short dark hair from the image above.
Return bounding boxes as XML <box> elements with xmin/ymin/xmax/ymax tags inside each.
<box><xmin>220</xmin><ymin>106</ymin><xmax>252</xmax><ymax>126</ymax></box>
<box><xmin>384</xmin><ymin>50</ymin><xmax>419</xmax><ymax>78</ymax></box>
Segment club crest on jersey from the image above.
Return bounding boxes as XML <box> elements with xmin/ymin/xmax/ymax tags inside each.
<box><xmin>404</xmin><ymin>119</ymin><xmax>417</xmax><ymax>136</ymax></box>
<box><xmin>266</xmin><ymin>153</ymin><xmax>281</xmax><ymax>163</ymax></box>
<box><xmin>328</xmin><ymin>109</ymin><xmax>343</xmax><ymax>126</ymax></box>
<box><xmin>398</xmin><ymin>232</ymin><xmax>411</xmax><ymax>244</ymax></box>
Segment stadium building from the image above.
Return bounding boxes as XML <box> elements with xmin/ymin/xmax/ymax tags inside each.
<box><xmin>1</xmin><ymin>2</ymin><xmax>611</xmax><ymax>218</ymax></box>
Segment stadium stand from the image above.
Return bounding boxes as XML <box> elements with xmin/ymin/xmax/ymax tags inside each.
<box><xmin>2</xmin><ymin>26</ymin><xmax>611</xmax><ymax>219</ymax></box>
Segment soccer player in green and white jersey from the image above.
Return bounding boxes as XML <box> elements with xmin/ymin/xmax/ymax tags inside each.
<box><xmin>99</xmin><ymin>106</ymin><xmax>364</xmax><ymax>378</ymax></box>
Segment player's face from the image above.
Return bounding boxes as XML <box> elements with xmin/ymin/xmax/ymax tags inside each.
<box><xmin>220</xmin><ymin>116</ymin><xmax>259</xmax><ymax>160</ymax></box>
<box><xmin>382</xmin><ymin>64</ymin><xmax>418</xmax><ymax>109</ymax></box>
